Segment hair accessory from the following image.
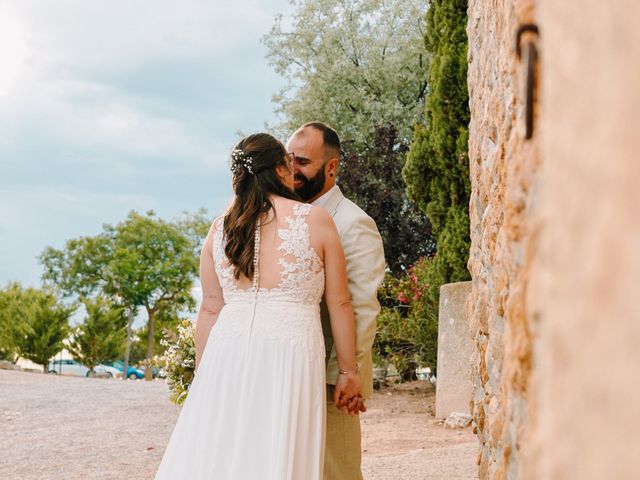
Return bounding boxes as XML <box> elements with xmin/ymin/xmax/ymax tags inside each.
<box><xmin>230</xmin><ymin>149</ymin><xmax>254</xmax><ymax>175</ymax></box>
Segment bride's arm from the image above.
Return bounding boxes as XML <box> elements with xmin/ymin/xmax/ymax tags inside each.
<box><xmin>315</xmin><ymin>208</ymin><xmax>361</xmax><ymax>410</ymax></box>
<box><xmin>195</xmin><ymin>223</ymin><xmax>225</xmax><ymax>370</ymax></box>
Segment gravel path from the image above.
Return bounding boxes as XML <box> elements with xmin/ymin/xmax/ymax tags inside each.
<box><xmin>0</xmin><ymin>369</ymin><xmax>477</xmax><ymax>479</ymax></box>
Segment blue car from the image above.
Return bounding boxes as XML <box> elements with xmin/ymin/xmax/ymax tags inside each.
<box><xmin>105</xmin><ymin>361</ymin><xmax>144</xmax><ymax>379</ymax></box>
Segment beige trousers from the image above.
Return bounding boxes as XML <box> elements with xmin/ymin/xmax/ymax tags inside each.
<box><xmin>324</xmin><ymin>386</ymin><xmax>363</xmax><ymax>480</ymax></box>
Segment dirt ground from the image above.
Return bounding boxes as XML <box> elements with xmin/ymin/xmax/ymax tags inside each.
<box><xmin>0</xmin><ymin>369</ymin><xmax>477</xmax><ymax>479</ymax></box>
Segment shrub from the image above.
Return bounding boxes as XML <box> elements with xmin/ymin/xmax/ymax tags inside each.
<box><xmin>374</xmin><ymin>256</ymin><xmax>440</xmax><ymax>379</ymax></box>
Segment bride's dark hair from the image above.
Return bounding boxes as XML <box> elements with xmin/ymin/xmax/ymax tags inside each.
<box><xmin>223</xmin><ymin>133</ymin><xmax>299</xmax><ymax>280</ymax></box>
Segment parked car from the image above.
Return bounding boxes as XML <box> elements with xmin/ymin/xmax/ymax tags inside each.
<box><xmin>104</xmin><ymin>360</ymin><xmax>144</xmax><ymax>379</ymax></box>
<box><xmin>92</xmin><ymin>364</ymin><xmax>120</xmax><ymax>378</ymax></box>
<box><xmin>48</xmin><ymin>359</ymin><xmax>119</xmax><ymax>378</ymax></box>
<box><xmin>48</xmin><ymin>359</ymin><xmax>88</xmax><ymax>377</ymax></box>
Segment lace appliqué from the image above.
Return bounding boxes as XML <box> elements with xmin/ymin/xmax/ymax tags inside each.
<box><xmin>210</xmin><ymin>205</ymin><xmax>325</xmax><ymax>358</ymax></box>
<box><xmin>212</xmin><ymin>220</ymin><xmax>237</xmax><ymax>295</ymax></box>
<box><xmin>212</xmin><ymin>204</ymin><xmax>324</xmax><ymax>305</ymax></box>
<box><xmin>277</xmin><ymin>203</ymin><xmax>323</xmax><ymax>304</ymax></box>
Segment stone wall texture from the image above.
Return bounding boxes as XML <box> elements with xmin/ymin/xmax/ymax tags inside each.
<box><xmin>467</xmin><ymin>0</ymin><xmax>538</xmax><ymax>477</ymax></box>
<box><xmin>467</xmin><ymin>0</ymin><xmax>640</xmax><ymax>478</ymax></box>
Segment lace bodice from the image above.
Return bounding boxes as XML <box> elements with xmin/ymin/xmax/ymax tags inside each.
<box><xmin>213</xmin><ymin>203</ymin><xmax>325</xmax><ymax>305</ymax></box>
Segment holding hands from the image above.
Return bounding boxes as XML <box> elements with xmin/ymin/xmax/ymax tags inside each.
<box><xmin>333</xmin><ymin>368</ymin><xmax>367</xmax><ymax>415</ymax></box>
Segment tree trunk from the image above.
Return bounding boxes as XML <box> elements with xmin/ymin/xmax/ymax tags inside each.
<box><xmin>145</xmin><ymin>308</ymin><xmax>155</xmax><ymax>381</ymax></box>
<box><xmin>122</xmin><ymin>309</ymin><xmax>134</xmax><ymax>381</ymax></box>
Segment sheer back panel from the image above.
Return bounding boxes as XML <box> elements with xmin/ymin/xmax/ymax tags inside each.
<box><xmin>213</xmin><ymin>202</ymin><xmax>325</xmax><ymax>305</ymax></box>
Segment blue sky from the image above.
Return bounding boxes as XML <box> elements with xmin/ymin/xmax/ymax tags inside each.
<box><xmin>0</xmin><ymin>0</ymin><xmax>294</xmax><ymax>288</ymax></box>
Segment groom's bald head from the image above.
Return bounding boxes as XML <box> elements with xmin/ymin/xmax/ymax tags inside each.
<box><xmin>295</xmin><ymin>122</ymin><xmax>341</xmax><ymax>161</ymax></box>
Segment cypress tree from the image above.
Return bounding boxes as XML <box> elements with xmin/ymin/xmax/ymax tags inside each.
<box><xmin>403</xmin><ymin>0</ymin><xmax>471</xmax><ymax>301</ymax></box>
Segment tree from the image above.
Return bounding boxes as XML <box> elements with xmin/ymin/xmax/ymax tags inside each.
<box><xmin>67</xmin><ymin>296</ymin><xmax>126</xmax><ymax>374</ymax></box>
<box><xmin>0</xmin><ymin>283</ymin><xmax>30</xmax><ymax>362</ymax></box>
<box><xmin>129</xmin><ymin>302</ymin><xmax>184</xmax><ymax>365</ymax></box>
<box><xmin>338</xmin><ymin>126</ymin><xmax>436</xmax><ymax>272</ymax></box>
<box><xmin>264</xmin><ymin>0</ymin><xmax>428</xmax><ymax>148</ymax></box>
<box><xmin>402</xmin><ymin>0</ymin><xmax>471</xmax><ymax>300</ymax></box>
<box><xmin>40</xmin><ymin>210</ymin><xmax>205</xmax><ymax>379</ymax></box>
<box><xmin>264</xmin><ymin>0</ymin><xmax>434</xmax><ymax>271</ymax></box>
<box><xmin>5</xmin><ymin>285</ymin><xmax>75</xmax><ymax>372</ymax></box>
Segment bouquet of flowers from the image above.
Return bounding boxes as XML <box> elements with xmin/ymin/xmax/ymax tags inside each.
<box><xmin>155</xmin><ymin>319</ymin><xmax>196</xmax><ymax>405</ymax></box>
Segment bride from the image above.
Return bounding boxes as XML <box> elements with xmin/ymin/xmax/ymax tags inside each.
<box><xmin>155</xmin><ymin>133</ymin><xmax>362</xmax><ymax>479</ymax></box>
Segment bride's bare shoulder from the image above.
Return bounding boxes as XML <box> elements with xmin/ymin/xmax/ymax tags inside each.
<box><xmin>306</xmin><ymin>204</ymin><xmax>336</xmax><ymax>231</ymax></box>
<box><xmin>209</xmin><ymin>215</ymin><xmax>225</xmax><ymax>235</ymax></box>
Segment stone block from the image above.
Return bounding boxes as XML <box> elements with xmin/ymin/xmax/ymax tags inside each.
<box><xmin>436</xmin><ymin>281</ymin><xmax>473</xmax><ymax>419</ymax></box>
<box><xmin>445</xmin><ymin>412</ymin><xmax>473</xmax><ymax>429</ymax></box>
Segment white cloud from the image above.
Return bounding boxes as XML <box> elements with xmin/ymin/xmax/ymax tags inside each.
<box><xmin>0</xmin><ymin>0</ymin><xmax>293</xmax><ymax>286</ymax></box>
<box><xmin>1</xmin><ymin>0</ymin><xmax>293</xmax><ymax>163</ymax></box>
<box><xmin>0</xmin><ymin>5</ymin><xmax>29</xmax><ymax>96</ymax></box>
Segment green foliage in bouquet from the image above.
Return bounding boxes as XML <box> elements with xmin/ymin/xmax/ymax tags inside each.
<box><xmin>374</xmin><ymin>257</ymin><xmax>440</xmax><ymax>379</ymax></box>
<box><xmin>156</xmin><ymin>319</ymin><xmax>196</xmax><ymax>405</ymax></box>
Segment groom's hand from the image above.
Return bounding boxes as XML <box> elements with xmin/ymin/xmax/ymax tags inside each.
<box><xmin>333</xmin><ymin>372</ymin><xmax>363</xmax><ymax>416</ymax></box>
<box><xmin>336</xmin><ymin>394</ymin><xmax>366</xmax><ymax>415</ymax></box>
<box><xmin>343</xmin><ymin>395</ymin><xmax>367</xmax><ymax>415</ymax></box>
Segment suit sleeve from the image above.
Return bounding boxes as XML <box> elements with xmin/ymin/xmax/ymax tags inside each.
<box><xmin>340</xmin><ymin>214</ymin><xmax>386</xmax><ymax>367</ymax></box>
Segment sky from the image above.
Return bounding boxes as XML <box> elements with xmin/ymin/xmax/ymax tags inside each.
<box><xmin>0</xmin><ymin>0</ymin><xmax>294</xmax><ymax>290</ymax></box>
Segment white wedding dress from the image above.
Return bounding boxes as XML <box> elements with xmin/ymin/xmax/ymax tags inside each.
<box><xmin>155</xmin><ymin>203</ymin><xmax>326</xmax><ymax>480</ymax></box>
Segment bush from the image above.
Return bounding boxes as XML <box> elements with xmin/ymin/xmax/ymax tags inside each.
<box><xmin>374</xmin><ymin>257</ymin><xmax>440</xmax><ymax>379</ymax></box>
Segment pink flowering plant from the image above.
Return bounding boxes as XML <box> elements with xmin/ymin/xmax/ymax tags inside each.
<box><xmin>374</xmin><ymin>256</ymin><xmax>439</xmax><ymax>379</ymax></box>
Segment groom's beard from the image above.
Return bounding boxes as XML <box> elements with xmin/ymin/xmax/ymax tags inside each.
<box><xmin>295</xmin><ymin>167</ymin><xmax>326</xmax><ymax>201</ymax></box>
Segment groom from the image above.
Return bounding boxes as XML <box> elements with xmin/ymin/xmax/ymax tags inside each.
<box><xmin>287</xmin><ymin>122</ymin><xmax>386</xmax><ymax>480</ymax></box>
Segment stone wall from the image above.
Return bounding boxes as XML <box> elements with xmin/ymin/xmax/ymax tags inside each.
<box><xmin>526</xmin><ymin>2</ymin><xmax>640</xmax><ymax>478</ymax></box>
<box><xmin>466</xmin><ymin>0</ymin><xmax>538</xmax><ymax>477</ymax></box>
<box><xmin>467</xmin><ymin>0</ymin><xmax>640</xmax><ymax>478</ymax></box>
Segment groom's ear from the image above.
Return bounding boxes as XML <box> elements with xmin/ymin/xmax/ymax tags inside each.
<box><xmin>326</xmin><ymin>157</ymin><xmax>339</xmax><ymax>177</ymax></box>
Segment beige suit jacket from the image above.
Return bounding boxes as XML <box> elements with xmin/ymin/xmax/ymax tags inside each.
<box><xmin>320</xmin><ymin>186</ymin><xmax>386</xmax><ymax>399</ymax></box>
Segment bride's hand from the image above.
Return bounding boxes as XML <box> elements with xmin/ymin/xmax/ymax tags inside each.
<box><xmin>333</xmin><ymin>371</ymin><xmax>363</xmax><ymax>415</ymax></box>
<box><xmin>343</xmin><ymin>394</ymin><xmax>367</xmax><ymax>415</ymax></box>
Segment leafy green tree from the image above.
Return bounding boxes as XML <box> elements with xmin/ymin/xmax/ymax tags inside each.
<box><xmin>40</xmin><ymin>210</ymin><xmax>205</xmax><ymax>379</ymax></box>
<box><xmin>265</xmin><ymin>0</ymin><xmax>434</xmax><ymax>271</ymax></box>
<box><xmin>338</xmin><ymin>126</ymin><xmax>436</xmax><ymax>272</ymax></box>
<box><xmin>67</xmin><ymin>296</ymin><xmax>127</xmax><ymax>374</ymax></box>
<box><xmin>264</xmin><ymin>0</ymin><xmax>428</xmax><ymax>147</ymax></box>
<box><xmin>403</xmin><ymin>0</ymin><xmax>471</xmax><ymax>299</ymax></box>
<box><xmin>0</xmin><ymin>283</ymin><xmax>30</xmax><ymax>362</ymax></box>
<box><xmin>6</xmin><ymin>285</ymin><xmax>76</xmax><ymax>372</ymax></box>
<box><xmin>128</xmin><ymin>303</ymin><xmax>183</xmax><ymax>365</ymax></box>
